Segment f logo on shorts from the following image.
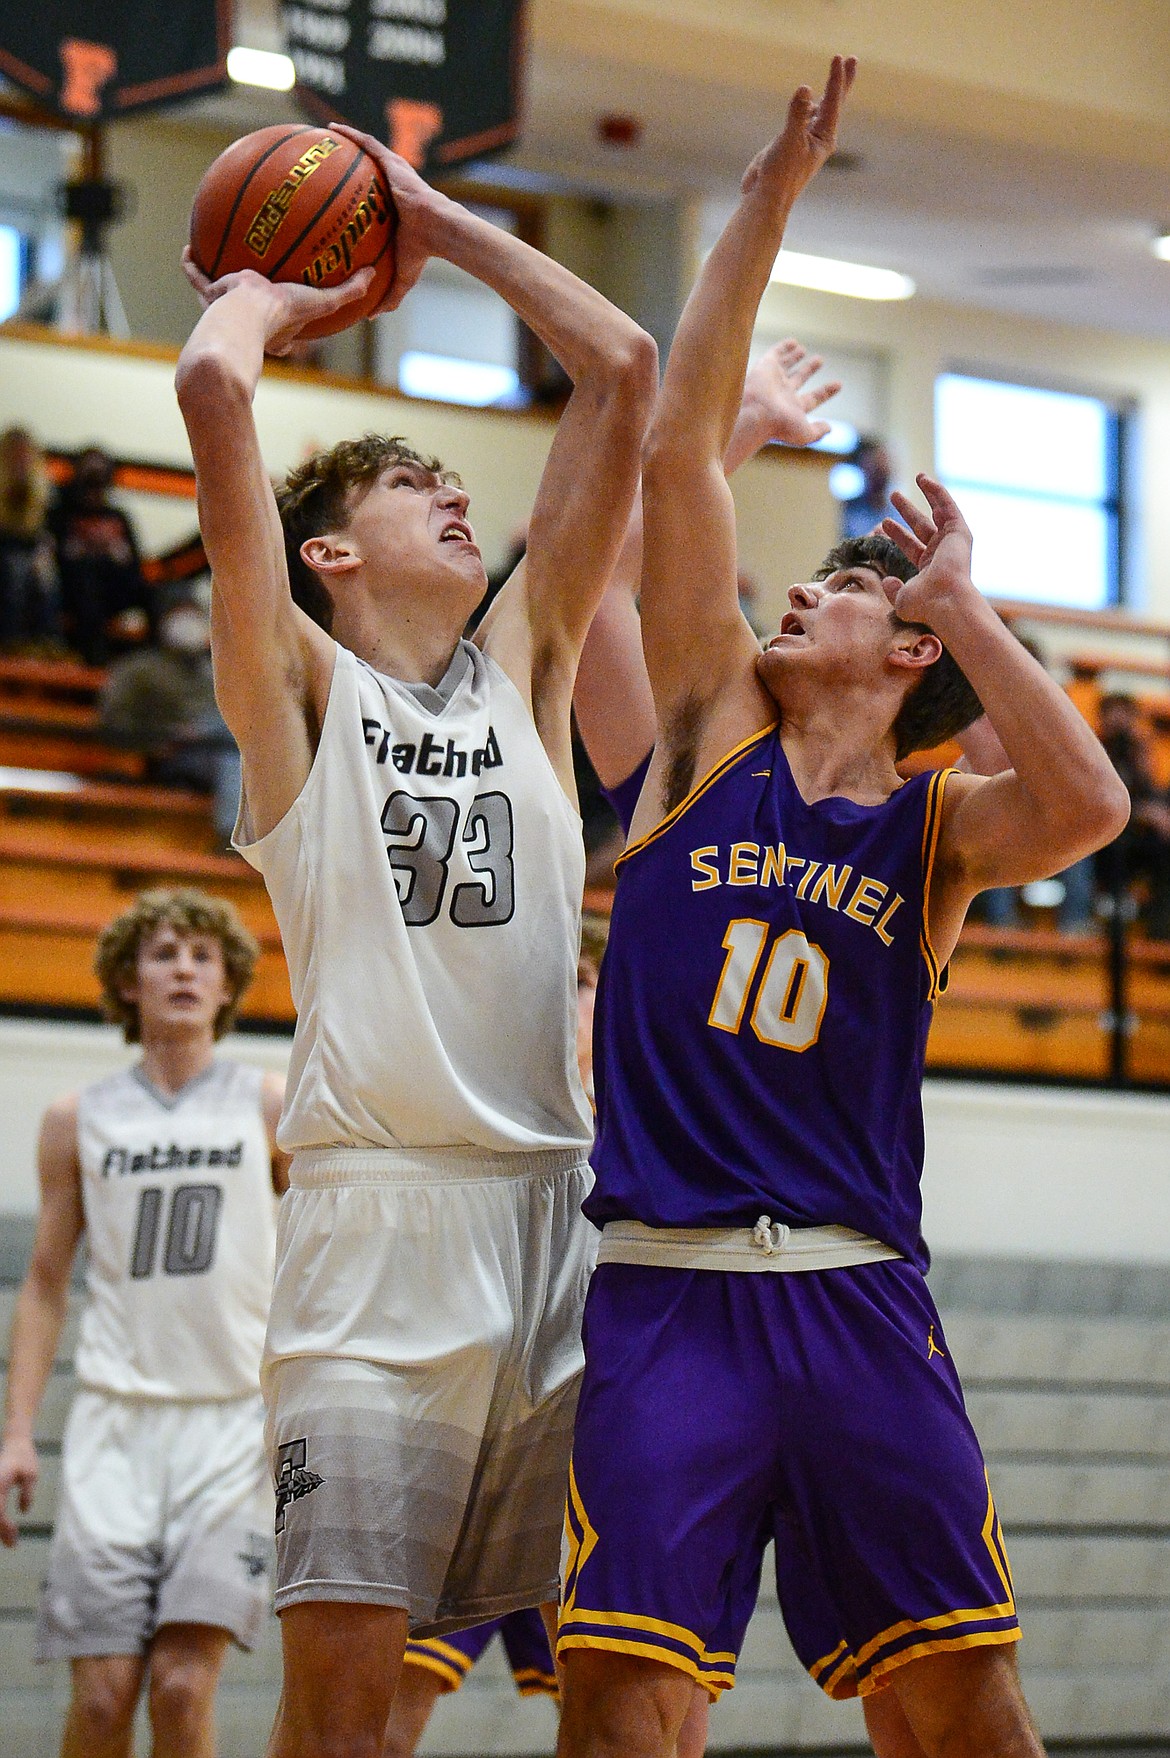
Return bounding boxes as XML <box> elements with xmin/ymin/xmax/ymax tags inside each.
<box><xmin>274</xmin><ymin>1437</ymin><xmax>323</xmax><ymax>1535</ymax></box>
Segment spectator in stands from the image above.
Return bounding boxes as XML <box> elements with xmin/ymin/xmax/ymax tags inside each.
<box><xmin>1097</xmin><ymin>692</ymin><xmax>1170</xmax><ymax>940</ymax></box>
<box><xmin>48</xmin><ymin>447</ymin><xmax>147</xmax><ymax>665</ymax></box>
<box><xmin>840</xmin><ymin>432</ymin><xmax>895</xmax><ymax>539</ymax></box>
<box><xmin>99</xmin><ymin>584</ymin><xmax>242</xmax><ymax>846</ymax></box>
<box><xmin>0</xmin><ymin>426</ymin><xmax>62</xmax><ymax>650</ymax></box>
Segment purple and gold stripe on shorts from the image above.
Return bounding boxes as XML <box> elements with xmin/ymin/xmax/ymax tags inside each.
<box><xmin>557</xmin><ymin>1608</ymin><xmax>738</xmax><ymax>1697</ymax></box>
<box><xmin>559</xmin><ymin>1459</ymin><xmax>737</xmax><ymax>1696</ymax></box>
<box><xmin>402</xmin><ymin>1636</ymin><xmax>477</xmax><ymax>1691</ymax></box>
<box><xmin>811</xmin><ymin>1479</ymin><xmax>1021</xmax><ymax>1700</ymax></box>
<box><xmin>513</xmin><ymin>1664</ymin><xmax>559</xmax><ymax>1698</ymax></box>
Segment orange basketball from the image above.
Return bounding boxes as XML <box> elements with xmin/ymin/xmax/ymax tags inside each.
<box><xmin>189</xmin><ymin>125</ymin><xmax>396</xmax><ymax>339</ymax></box>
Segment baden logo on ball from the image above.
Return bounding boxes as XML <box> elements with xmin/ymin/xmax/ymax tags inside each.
<box><xmin>188</xmin><ymin>125</ymin><xmax>398</xmax><ymax>339</ymax></box>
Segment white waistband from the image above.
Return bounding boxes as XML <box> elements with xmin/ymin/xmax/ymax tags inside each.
<box><xmin>290</xmin><ymin>1144</ymin><xmax>589</xmax><ymax>1188</ymax></box>
<box><xmin>596</xmin><ymin>1217</ymin><xmax>902</xmax><ymax>1274</ymax></box>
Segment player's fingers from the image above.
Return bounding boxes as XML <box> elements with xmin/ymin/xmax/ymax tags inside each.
<box><xmin>17</xmin><ymin>1475</ymin><xmax>35</xmax><ymax>1514</ymax></box>
<box><xmin>880</xmin><ymin>517</ymin><xmax>926</xmax><ymax>566</ymax></box>
<box><xmin>789</xmin><ymin>354</ymin><xmax>824</xmax><ymax>388</ymax></box>
<box><xmin>889</xmin><ymin>489</ymin><xmax>936</xmax><ymax>543</ymax></box>
<box><xmin>915</xmin><ymin>472</ymin><xmax>968</xmax><ymax>528</ymax></box>
<box><xmin>329</xmin><ymin>122</ymin><xmax>387</xmax><ymax>163</ymax></box>
<box><xmin>807</xmin><ymin>420</ymin><xmax>832</xmax><ymax>443</ymax></box>
<box><xmin>802</xmin><ymin>379</ymin><xmax>842</xmax><ymax>411</ymax></box>
<box><xmin>180</xmin><ymin>250</ymin><xmax>212</xmax><ymax>297</ymax></box>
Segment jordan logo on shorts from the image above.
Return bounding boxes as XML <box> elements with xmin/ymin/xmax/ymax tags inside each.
<box><xmin>274</xmin><ymin>1438</ymin><xmax>323</xmax><ymax>1535</ymax></box>
<box><xmin>927</xmin><ymin>1324</ymin><xmax>946</xmax><ymax>1362</ymax></box>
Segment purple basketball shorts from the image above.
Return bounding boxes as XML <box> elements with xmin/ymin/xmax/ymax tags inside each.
<box><xmin>558</xmin><ymin>1258</ymin><xmax>1019</xmax><ymax>1700</ymax></box>
<box><xmin>405</xmin><ymin>1606</ymin><xmax>558</xmax><ymax>1697</ymax></box>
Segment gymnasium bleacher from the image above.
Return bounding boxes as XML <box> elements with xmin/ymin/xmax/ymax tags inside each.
<box><xmin>4</xmin><ymin>1225</ymin><xmax>1169</xmax><ymax>1751</ymax></box>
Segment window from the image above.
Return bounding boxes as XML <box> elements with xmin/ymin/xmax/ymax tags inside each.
<box><xmin>0</xmin><ymin>225</ymin><xmax>23</xmax><ymax>322</ymax></box>
<box><xmin>935</xmin><ymin>373</ymin><xmax>1123</xmax><ymax>610</ymax></box>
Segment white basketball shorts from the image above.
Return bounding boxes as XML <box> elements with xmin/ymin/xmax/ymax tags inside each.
<box><xmin>262</xmin><ymin>1146</ymin><xmax>596</xmax><ymax>1632</ymax></box>
<box><xmin>36</xmin><ymin>1389</ymin><xmax>273</xmax><ymax>1659</ymax></box>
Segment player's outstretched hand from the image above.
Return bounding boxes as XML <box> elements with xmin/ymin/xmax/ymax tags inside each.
<box><xmin>880</xmin><ymin>474</ymin><xmax>977</xmax><ymax>627</ymax></box>
<box><xmin>743</xmin><ymin>55</ymin><xmax>857</xmax><ymax>202</ymax></box>
<box><xmin>329</xmin><ymin>123</ymin><xmax>452</xmax><ymax>312</ymax></box>
<box><xmin>180</xmin><ymin>249</ymin><xmax>375</xmax><ymax>355</ymax></box>
<box><xmin>0</xmin><ymin>1435</ymin><xmax>39</xmax><ymax>1547</ymax></box>
<box><xmin>741</xmin><ymin>339</ymin><xmax>842</xmax><ymax>449</ymax></box>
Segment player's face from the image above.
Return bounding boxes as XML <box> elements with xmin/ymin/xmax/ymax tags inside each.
<box><xmin>756</xmin><ymin>565</ymin><xmax>903</xmax><ymax>700</ymax></box>
<box><xmin>123</xmin><ymin>926</ymin><xmax>231</xmax><ymax>1040</ymax></box>
<box><xmin>346</xmin><ymin>461</ymin><xmax>488</xmax><ymax>615</ymax></box>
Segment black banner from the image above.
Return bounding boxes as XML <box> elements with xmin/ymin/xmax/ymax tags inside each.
<box><xmin>0</xmin><ymin>0</ymin><xmax>230</xmax><ymax>120</ymax></box>
<box><xmin>282</xmin><ymin>0</ymin><xmax>526</xmax><ymax>173</ymax></box>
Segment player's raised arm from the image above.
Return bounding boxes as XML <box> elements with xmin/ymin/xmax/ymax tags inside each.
<box><xmin>574</xmin><ymin>340</ymin><xmax>841</xmax><ymax>793</ymax></box>
<box><xmin>174</xmin><ymin>264</ymin><xmax>374</xmax><ymax>828</ymax></box>
<box><xmin>882</xmin><ymin>475</ymin><xmax>1130</xmax><ymax>958</ymax></box>
<box><xmin>332</xmin><ymin>128</ymin><xmax>658</xmax><ymax>782</ymax></box>
<box><xmin>0</xmin><ymin>1097</ymin><xmax>84</xmax><ymax>1547</ymax></box>
<box><xmin>638</xmin><ymin>60</ymin><xmax>855</xmax><ymax>758</ymax></box>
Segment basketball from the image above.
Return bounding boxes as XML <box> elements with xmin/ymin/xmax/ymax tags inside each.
<box><xmin>188</xmin><ymin>125</ymin><xmax>396</xmax><ymax>339</ymax></box>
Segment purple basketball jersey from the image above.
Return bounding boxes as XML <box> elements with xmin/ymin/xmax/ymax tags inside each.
<box><xmin>587</xmin><ymin>728</ymin><xmax>953</xmax><ymax>1266</ymax></box>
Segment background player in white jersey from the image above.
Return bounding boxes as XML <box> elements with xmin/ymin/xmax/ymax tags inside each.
<box><xmin>175</xmin><ymin>133</ymin><xmax>657</xmax><ymax>1758</ymax></box>
<box><xmin>0</xmin><ymin>887</ymin><xmax>288</xmax><ymax>1758</ymax></box>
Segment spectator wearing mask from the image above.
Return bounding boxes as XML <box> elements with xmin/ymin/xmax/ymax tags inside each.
<box><xmin>99</xmin><ymin>586</ymin><xmax>241</xmax><ymax>846</ymax></box>
<box><xmin>49</xmin><ymin>448</ymin><xmax>147</xmax><ymax>665</ymax></box>
<box><xmin>0</xmin><ymin>427</ymin><xmax>61</xmax><ymax>650</ymax></box>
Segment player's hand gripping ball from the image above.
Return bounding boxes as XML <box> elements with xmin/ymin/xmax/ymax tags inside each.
<box><xmin>188</xmin><ymin>125</ymin><xmax>396</xmax><ymax>338</ymax></box>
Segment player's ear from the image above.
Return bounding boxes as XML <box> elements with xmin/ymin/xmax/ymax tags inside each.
<box><xmin>300</xmin><ymin>534</ymin><xmax>362</xmax><ymax>577</ymax></box>
<box><xmin>888</xmin><ymin>629</ymin><xmax>942</xmax><ymax>673</ymax></box>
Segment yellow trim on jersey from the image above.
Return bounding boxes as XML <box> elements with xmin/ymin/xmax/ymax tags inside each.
<box><xmin>919</xmin><ymin>766</ymin><xmax>955</xmax><ymax>1003</ymax></box>
<box><xmin>616</xmin><ymin>725</ymin><xmax>778</xmax><ymax>869</ymax></box>
<box><xmin>858</xmin><ymin>1624</ymin><xmax>1022</xmax><ymax>1696</ymax></box>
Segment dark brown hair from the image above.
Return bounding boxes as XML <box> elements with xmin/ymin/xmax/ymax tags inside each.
<box><xmin>276</xmin><ymin>434</ymin><xmax>457</xmax><ymax>632</ymax></box>
<box><xmin>814</xmin><ymin>533</ymin><xmax>982</xmax><ymax>760</ymax></box>
<box><xmin>94</xmin><ymin>888</ymin><xmax>259</xmax><ymax>1043</ymax></box>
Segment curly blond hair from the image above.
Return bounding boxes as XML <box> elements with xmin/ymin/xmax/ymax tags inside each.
<box><xmin>94</xmin><ymin>888</ymin><xmax>259</xmax><ymax>1043</ymax></box>
<box><xmin>277</xmin><ymin>435</ymin><xmax>458</xmax><ymax>632</ymax></box>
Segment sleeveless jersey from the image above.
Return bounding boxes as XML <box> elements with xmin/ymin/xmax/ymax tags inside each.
<box><xmin>74</xmin><ymin>1060</ymin><xmax>277</xmax><ymax>1399</ymax></box>
<box><xmin>237</xmin><ymin>641</ymin><xmax>592</xmax><ymax>1156</ymax></box>
<box><xmin>586</xmin><ymin>726</ymin><xmax>954</xmax><ymax>1268</ymax></box>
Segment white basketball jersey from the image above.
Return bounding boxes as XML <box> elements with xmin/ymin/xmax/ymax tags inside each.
<box><xmin>74</xmin><ymin>1061</ymin><xmax>277</xmax><ymax>1399</ymax></box>
<box><xmin>236</xmin><ymin>640</ymin><xmax>592</xmax><ymax>1157</ymax></box>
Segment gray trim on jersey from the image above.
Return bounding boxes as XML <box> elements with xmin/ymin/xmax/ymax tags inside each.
<box><xmin>129</xmin><ymin>1060</ymin><xmax>223</xmax><ymax>1112</ymax></box>
<box><xmin>364</xmin><ymin>640</ymin><xmax>475</xmax><ymax>717</ymax></box>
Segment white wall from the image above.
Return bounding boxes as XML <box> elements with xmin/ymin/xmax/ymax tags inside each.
<box><xmin>753</xmin><ymin>281</ymin><xmax>1170</xmax><ymax>619</ymax></box>
<box><xmin>0</xmin><ymin>326</ymin><xmax>838</xmax><ymax>622</ymax></box>
<box><xmin>2</xmin><ymin>1017</ymin><xmax>1168</xmax><ymax>1265</ymax></box>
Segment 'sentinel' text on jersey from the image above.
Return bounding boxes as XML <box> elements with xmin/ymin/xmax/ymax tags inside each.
<box><xmin>689</xmin><ymin>841</ymin><xmax>903</xmax><ymax>946</ymax></box>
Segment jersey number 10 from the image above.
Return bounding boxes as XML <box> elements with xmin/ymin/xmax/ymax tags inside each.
<box><xmin>708</xmin><ymin>921</ymin><xmax>829</xmax><ymax>1051</ymax></box>
<box><xmin>129</xmin><ymin>1183</ymin><xmax>223</xmax><ymax>1279</ymax></box>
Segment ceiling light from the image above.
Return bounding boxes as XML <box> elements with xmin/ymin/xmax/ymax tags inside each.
<box><xmin>1152</xmin><ymin>230</ymin><xmax>1170</xmax><ymax>262</ymax></box>
<box><xmin>226</xmin><ymin>46</ymin><xmax>296</xmax><ymax>91</ymax></box>
<box><xmin>769</xmin><ymin>249</ymin><xmax>915</xmax><ymax>301</ymax></box>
